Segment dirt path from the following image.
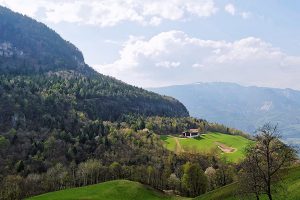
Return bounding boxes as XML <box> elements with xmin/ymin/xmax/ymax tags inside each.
<box><xmin>174</xmin><ymin>137</ymin><xmax>185</xmax><ymax>153</ymax></box>
<box><xmin>215</xmin><ymin>142</ymin><xmax>237</xmax><ymax>153</ymax></box>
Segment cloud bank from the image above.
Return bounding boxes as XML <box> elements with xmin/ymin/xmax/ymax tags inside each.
<box><xmin>96</xmin><ymin>31</ymin><xmax>300</xmax><ymax>89</ymax></box>
<box><xmin>0</xmin><ymin>0</ymin><xmax>218</xmax><ymax>27</ymax></box>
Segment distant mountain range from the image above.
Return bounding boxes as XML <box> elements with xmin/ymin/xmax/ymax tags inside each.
<box><xmin>150</xmin><ymin>82</ymin><xmax>300</xmax><ymax>145</ymax></box>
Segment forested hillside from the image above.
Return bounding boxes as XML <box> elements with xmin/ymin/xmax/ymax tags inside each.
<box><xmin>0</xmin><ymin>5</ymin><xmax>188</xmax><ymax>125</ymax></box>
<box><xmin>0</xmin><ymin>73</ymin><xmax>188</xmax><ymax>130</ymax></box>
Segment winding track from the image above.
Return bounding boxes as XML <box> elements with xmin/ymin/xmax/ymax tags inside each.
<box><xmin>174</xmin><ymin>137</ymin><xmax>185</xmax><ymax>153</ymax></box>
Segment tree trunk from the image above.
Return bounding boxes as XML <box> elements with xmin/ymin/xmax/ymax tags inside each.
<box><xmin>255</xmin><ymin>194</ymin><xmax>260</xmax><ymax>200</ymax></box>
<box><xmin>267</xmin><ymin>193</ymin><xmax>272</xmax><ymax>200</ymax></box>
<box><xmin>267</xmin><ymin>177</ymin><xmax>272</xmax><ymax>200</ymax></box>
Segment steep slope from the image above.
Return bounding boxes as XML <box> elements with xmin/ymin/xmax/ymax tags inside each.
<box><xmin>26</xmin><ymin>180</ymin><xmax>188</xmax><ymax>200</ymax></box>
<box><xmin>0</xmin><ymin>5</ymin><xmax>189</xmax><ymax>131</ymax></box>
<box><xmin>150</xmin><ymin>82</ymin><xmax>300</xmax><ymax>144</ymax></box>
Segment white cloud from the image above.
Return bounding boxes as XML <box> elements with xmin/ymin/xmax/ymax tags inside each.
<box><xmin>241</xmin><ymin>12</ymin><xmax>251</xmax><ymax>19</ymax></box>
<box><xmin>0</xmin><ymin>0</ymin><xmax>218</xmax><ymax>27</ymax></box>
<box><xmin>186</xmin><ymin>1</ymin><xmax>218</xmax><ymax>17</ymax></box>
<box><xmin>104</xmin><ymin>39</ymin><xmax>121</xmax><ymax>45</ymax></box>
<box><xmin>156</xmin><ymin>61</ymin><xmax>180</xmax><ymax>68</ymax></box>
<box><xmin>95</xmin><ymin>31</ymin><xmax>300</xmax><ymax>89</ymax></box>
<box><xmin>224</xmin><ymin>3</ymin><xmax>251</xmax><ymax>19</ymax></box>
<box><xmin>225</xmin><ymin>3</ymin><xmax>235</xmax><ymax>15</ymax></box>
<box><xmin>149</xmin><ymin>17</ymin><xmax>162</xmax><ymax>26</ymax></box>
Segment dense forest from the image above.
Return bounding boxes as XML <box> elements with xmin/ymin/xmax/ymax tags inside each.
<box><xmin>0</xmin><ymin>73</ymin><xmax>188</xmax><ymax>127</ymax></box>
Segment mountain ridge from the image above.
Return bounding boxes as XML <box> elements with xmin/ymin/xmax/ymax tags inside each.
<box><xmin>152</xmin><ymin>81</ymin><xmax>298</xmax><ymax>92</ymax></box>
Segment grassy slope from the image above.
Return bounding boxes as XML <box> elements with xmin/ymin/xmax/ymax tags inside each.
<box><xmin>27</xmin><ymin>166</ymin><xmax>300</xmax><ymax>200</ymax></box>
<box><xmin>27</xmin><ymin>180</ymin><xmax>189</xmax><ymax>200</ymax></box>
<box><xmin>194</xmin><ymin>183</ymin><xmax>237</xmax><ymax>200</ymax></box>
<box><xmin>195</xmin><ymin>165</ymin><xmax>300</xmax><ymax>200</ymax></box>
<box><xmin>161</xmin><ymin>132</ymin><xmax>251</xmax><ymax>162</ymax></box>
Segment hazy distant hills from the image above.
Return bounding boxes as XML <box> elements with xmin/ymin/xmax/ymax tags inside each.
<box><xmin>150</xmin><ymin>82</ymin><xmax>300</xmax><ymax>144</ymax></box>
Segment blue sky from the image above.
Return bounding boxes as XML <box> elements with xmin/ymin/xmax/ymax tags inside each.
<box><xmin>1</xmin><ymin>0</ymin><xmax>300</xmax><ymax>89</ymax></box>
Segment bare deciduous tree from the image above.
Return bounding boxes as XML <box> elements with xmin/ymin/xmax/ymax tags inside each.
<box><xmin>238</xmin><ymin>123</ymin><xmax>296</xmax><ymax>200</ymax></box>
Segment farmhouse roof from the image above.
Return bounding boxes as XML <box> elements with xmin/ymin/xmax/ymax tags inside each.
<box><xmin>189</xmin><ymin>129</ymin><xmax>199</xmax><ymax>133</ymax></box>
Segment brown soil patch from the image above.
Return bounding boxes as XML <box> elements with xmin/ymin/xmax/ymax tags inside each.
<box><xmin>215</xmin><ymin>142</ymin><xmax>237</xmax><ymax>153</ymax></box>
<box><xmin>174</xmin><ymin>137</ymin><xmax>185</xmax><ymax>153</ymax></box>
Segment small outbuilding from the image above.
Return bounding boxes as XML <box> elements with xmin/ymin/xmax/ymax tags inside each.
<box><xmin>182</xmin><ymin>129</ymin><xmax>200</xmax><ymax>138</ymax></box>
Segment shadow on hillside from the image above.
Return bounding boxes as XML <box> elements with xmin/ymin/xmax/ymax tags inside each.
<box><xmin>193</xmin><ymin>136</ymin><xmax>205</xmax><ymax>140</ymax></box>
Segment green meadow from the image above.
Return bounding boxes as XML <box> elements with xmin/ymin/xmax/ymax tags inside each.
<box><xmin>160</xmin><ymin>132</ymin><xmax>252</xmax><ymax>162</ymax></box>
<box><xmin>26</xmin><ymin>180</ymin><xmax>189</xmax><ymax>200</ymax></box>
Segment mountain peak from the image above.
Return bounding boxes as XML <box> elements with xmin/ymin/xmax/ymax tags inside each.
<box><xmin>0</xmin><ymin>6</ymin><xmax>86</xmax><ymax>74</ymax></box>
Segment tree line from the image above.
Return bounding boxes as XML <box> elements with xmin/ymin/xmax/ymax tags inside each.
<box><xmin>1</xmin><ymin>154</ymin><xmax>237</xmax><ymax>200</ymax></box>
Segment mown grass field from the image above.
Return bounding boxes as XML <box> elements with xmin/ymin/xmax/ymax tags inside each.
<box><xmin>160</xmin><ymin>132</ymin><xmax>252</xmax><ymax>162</ymax></box>
<box><xmin>195</xmin><ymin>165</ymin><xmax>300</xmax><ymax>200</ymax></box>
<box><xmin>26</xmin><ymin>180</ymin><xmax>189</xmax><ymax>200</ymax></box>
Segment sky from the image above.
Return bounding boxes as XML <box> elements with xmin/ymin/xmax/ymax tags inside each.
<box><xmin>1</xmin><ymin>0</ymin><xmax>300</xmax><ymax>89</ymax></box>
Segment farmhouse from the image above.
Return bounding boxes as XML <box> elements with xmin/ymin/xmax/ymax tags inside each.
<box><xmin>182</xmin><ymin>129</ymin><xmax>200</xmax><ymax>138</ymax></box>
